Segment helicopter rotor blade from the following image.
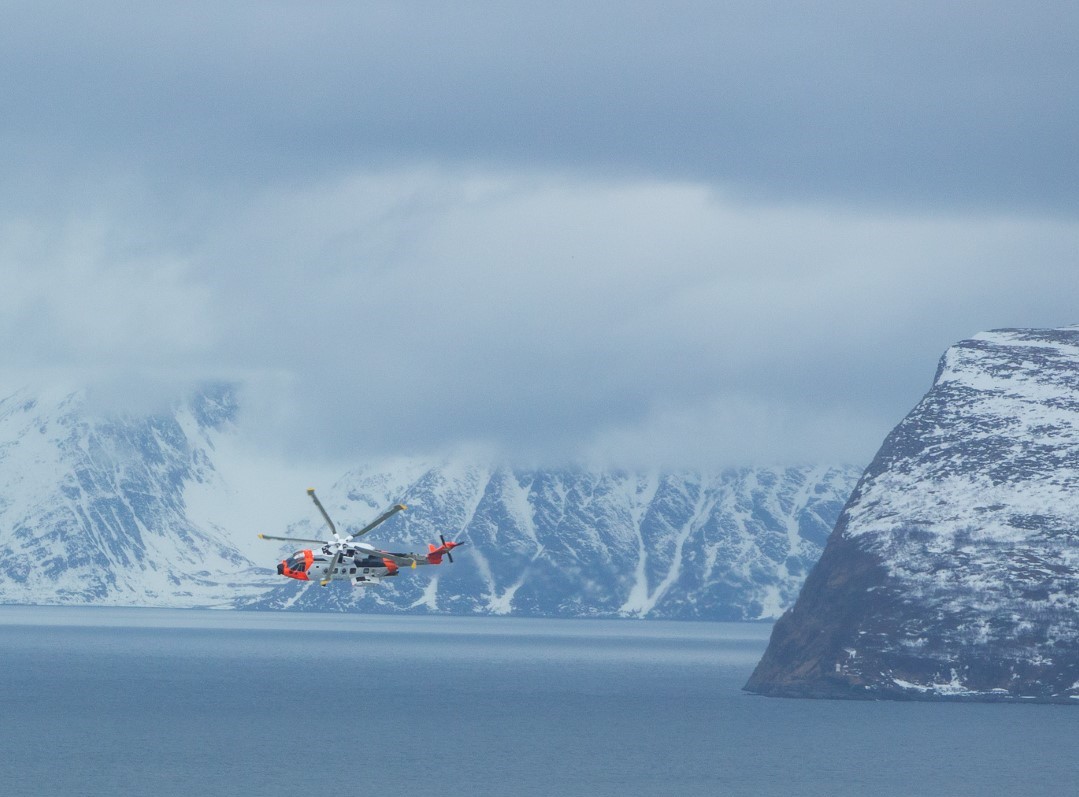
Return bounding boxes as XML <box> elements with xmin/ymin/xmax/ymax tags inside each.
<box><xmin>307</xmin><ymin>488</ymin><xmax>342</xmax><ymax>542</ymax></box>
<box><xmin>319</xmin><ymin>548</ymin><xmax>344</xmax><ymax>587</ymax></box>
<box><xmin>345</xmin><ymin>503</ymin><xmax>407</xmax><ymax>542</ymax></box>
<box><xmin>440</xmin><ymin>533</ymin><xmax>454</xmax><ymax>563</ymax></box>
<box><xmin>258</xmin><ymin>533</ymin><xmax>329</xmax><ymax>545</ymax></box>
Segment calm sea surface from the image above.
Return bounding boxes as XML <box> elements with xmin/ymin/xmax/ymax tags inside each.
<box><xmin>0</xmin><ymin>606</ymin><xmax>1076</xmax><ymax>796</ymax></box>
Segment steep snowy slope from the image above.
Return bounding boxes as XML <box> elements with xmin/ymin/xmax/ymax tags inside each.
<box><xmin>0</xmin><ymin>385</ymin><xmax>271</xmax><ymax>606</ymax></box>
<box><xmin>746</xmin><ymin>327</ymin><xmax>1079</xmax><ymax>701</ymax></box>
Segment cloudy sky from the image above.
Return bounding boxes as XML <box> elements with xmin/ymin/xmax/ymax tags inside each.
<box><xmin>2</xmin><ymin>1</ymin><xmax>1077</xmax><ymax>470</ymax></box>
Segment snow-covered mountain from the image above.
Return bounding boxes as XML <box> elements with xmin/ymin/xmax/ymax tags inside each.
<box><xmin>249</xmin><ymin>460</ymin><xmax>858</xmax><ymax>619</ymax></box>
<box><xmin>0</xmin><ymin>384</ymin><xmax>860</xmax><ymax>619</ymax></box>
<box><xmin>0</xmin><ymin>384</ymin><xmax>270</xmax><ymax>607</ymax></box>
<box><xmin>746</xmin><ymin>327</ymin><xmax>1079</xmax><ymax>701</ymax></box>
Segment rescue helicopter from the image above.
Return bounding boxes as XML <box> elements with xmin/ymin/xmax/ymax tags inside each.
<box><xmin>259</xmin><ymin>488</ymin><xmax>466</xmax><ymax>586</ymax></box>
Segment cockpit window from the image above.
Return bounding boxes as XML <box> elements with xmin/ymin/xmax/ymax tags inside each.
<box><xmin>285</xmin><ymin>554</ymin><xmax>308</xmax><ymax>572</ymax></box>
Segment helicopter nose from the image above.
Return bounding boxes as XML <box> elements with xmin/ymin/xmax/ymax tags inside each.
<box><xmin>277</xmin><ymin>562</ymin><xmax>285</xmax><ymax>576</ymax></box>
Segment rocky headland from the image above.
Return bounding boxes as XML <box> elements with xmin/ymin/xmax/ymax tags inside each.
<box><xmin>746</xmin><ymin>327</ymin><xmax>1079</xmax><ymax>702</ymax></box>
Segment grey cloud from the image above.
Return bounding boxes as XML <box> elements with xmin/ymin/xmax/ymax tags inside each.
<box><xmin>79</xmin><ymin>169</ymin><xmax>1071</xmax><ymax>465</ymax></box>
<box><xmin>3</xmin><ymin>4</ymin><xmax>1079</xmax><ymax>469</ymax></box>
<box><xmin>4</xmin><ymin>167</ymin><xmax>1079</xmax><ymax>467</ymax></box>
<box><xmin>1</xmin><ymin>2</ymin><xmax>1077</xmax><ymax>212</ymax></box>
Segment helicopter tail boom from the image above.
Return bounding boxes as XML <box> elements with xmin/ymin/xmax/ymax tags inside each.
<box><xmin>426</xmin><ymin>536</ymin><xmax>466</xmax><ymax>564</ymax></box>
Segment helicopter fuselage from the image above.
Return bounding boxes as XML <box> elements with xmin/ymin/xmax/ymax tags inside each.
<box><xmin>278</xmin><ymin>547</ymin><xmax>404</xmax><ymax>585</ymax></box>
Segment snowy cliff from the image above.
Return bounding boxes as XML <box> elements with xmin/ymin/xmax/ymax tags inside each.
<box><xmin>746</xmin><ymin>327</ymin><xmax>1079</xmax><ymax>702</ymax></box>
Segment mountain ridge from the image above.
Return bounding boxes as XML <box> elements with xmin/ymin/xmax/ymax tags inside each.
<box><xmin>0</xmin><ymin>384</ymin><xmax>861</xmax><ymax>619</ymax></box>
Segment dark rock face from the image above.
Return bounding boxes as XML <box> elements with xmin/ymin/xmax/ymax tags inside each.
<box><xmin>746</xmin><ymin>327</ymin><xmax>1079</xmax><ymax>702</ymax></box>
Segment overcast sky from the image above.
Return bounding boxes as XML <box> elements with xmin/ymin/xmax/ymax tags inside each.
<box><xmin>2</xmin><ymin>1</ymin><xmax>1077</xmax><ymax>470</ymax></box>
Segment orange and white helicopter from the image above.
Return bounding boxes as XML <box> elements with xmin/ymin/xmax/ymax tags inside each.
<box><xmin>259</xmin><ymin>488</ymin><xmax>465</xmax><ymax>586</ymax></box>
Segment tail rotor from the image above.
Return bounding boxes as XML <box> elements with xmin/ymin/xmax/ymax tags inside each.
<box><xmin>439</xmin><ymin>533</ymin><xmax>462</xmax><ymax>563</ymax></box>
<box><xmin>426</xmin><ymin>534</ymin><xmax>466</xmax><ymax>564</ymax></box>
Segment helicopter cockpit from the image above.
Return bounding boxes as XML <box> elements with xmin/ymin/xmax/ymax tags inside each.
<box><xmin>277</xmin><ymin>550</ymin><xmax>314</xmax><ymax>580</ymax></box>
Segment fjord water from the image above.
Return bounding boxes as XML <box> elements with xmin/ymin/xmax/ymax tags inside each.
<box><xmin>1</xmin><ymin>608</ymin><xmax>1076</xmax><ymax>796</ymax></box>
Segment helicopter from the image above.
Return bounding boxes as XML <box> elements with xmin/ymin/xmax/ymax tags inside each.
<box><xmin>259</xmin><ymin>488</ymin><xmax>466</xmax><ymax>586</ymax></box>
